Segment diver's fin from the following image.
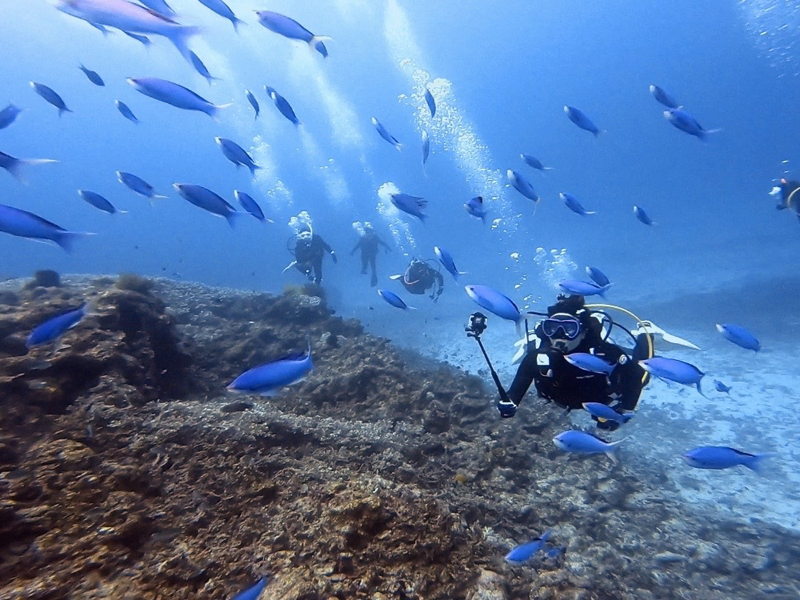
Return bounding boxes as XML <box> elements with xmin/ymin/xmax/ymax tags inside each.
<box><xmin>388</xmin><ymin>274</ymin><xmax>403</xmax><ymax>280</ymax></box>
<box><xmin>634</xmin><ymin>320</ymin><xmax>700</xmax><ymax>350</ymax></box>
<box><xmin>282</xmin><ymin>261</ymin><xmax>297</xmax><ymax>274</ymax></box>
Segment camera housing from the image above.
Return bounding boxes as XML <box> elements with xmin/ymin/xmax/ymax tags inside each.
<box><xmin>466</xmin><ymin>312</ymin><xmax>488</xmax><ymax>338</ymax></box>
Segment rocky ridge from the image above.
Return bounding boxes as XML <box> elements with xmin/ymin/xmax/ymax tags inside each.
<box><xmin>0</xmin><ymin>276</ymin><xmax>798</xmax><ymax>599</ymax></box>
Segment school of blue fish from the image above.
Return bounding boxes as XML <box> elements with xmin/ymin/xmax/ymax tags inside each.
<box><xmin>1</xmin><ymin>0</ymin><xmax>778</xmax><ymax>590</ymax></box>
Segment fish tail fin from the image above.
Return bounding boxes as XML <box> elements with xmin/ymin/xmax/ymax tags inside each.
<box><xmin>746</xmin><ymin>453</ymin><xmax>772</xmax><ymax>475</ymax></box>
<box><xmin>395</xmin><ymin>143</ymin><xmax>403</xmax><ymax>152</ymax></box>
<box><xmin>209</xmin><ymin>103</ymin><xmax>234</xmax><ymax>121</ymax></box>
<box><xmin>232</xmin><ymin>17</ymin><xmax>245</xmax><ymax>33</ymax></box>
<box><xmin>226</xmin><ymin>212</ymin><xmax>244</xmax><ymax>229</ymax></box>
<box><xmin>152</xmin><ymin>194</ymin><xmax>169</xmax><ymax>200</ymax></box>
<box><xmin>6</xmin><ymin>158</ymin><xmax>58</xmax><ymax>184</ymax></box>
<box><xmin>407</xmin><ymin>305</ymin><xmax>418</xmax><ymax>311</ymax></box>
<box><xmin>606</xmin><ymin>438</ymin><xmax>626</xmax><ymax>465</ymax></box>
<box><xmin>543</xmin><ymin>166</ymin><xmax>555</xmax><ymax>171</ymax></box>
<box><xmin>117</xmin><ymin>210</ymin><xmax>129</xmax><ymax>215</ymax></box>
<box><xmin>480</xmin><ymin>215</ymin><xmax>486</xmax><ymax>225</ymax></box>
<box><xmin>54</xmin><ymin>231</ymin><xmax>95</xmax><ymax>253</ymax></box>
<box><xmin>696</xmin><ymin>377</ymin><xmax>707</xmax><ymax>398</ymax></box>
<box><xmin>310</xmin><ymin>35</ymin><xmax>332</xmax><ymax>57</ymax></box>
<box><xmin>168</xmin><ymin>25</ymin><xmax>200</xmax><ymax>61</ymax></box>
<box><xmin>249</xmin><ymin>164</ymin><xmax>262</xmax><ymax>177</ymax></box>
<box><xmin>585</xmin><ymin>210</ymin><xmax>597</xmax><ymax>215</ymax></box>
<box><xmin>58</xmin><ymin>107</ymin><xmax>72</xmax><ymax>117</ymax></box>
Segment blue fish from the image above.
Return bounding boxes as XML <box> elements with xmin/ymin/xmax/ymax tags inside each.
<box><xmin>78</xmin><ymin>190</ymin><xmax>125</xmax><ymax>215</ymax></box>
<box><xmin>0</xmin><ymin>203</ymin><xmax>92</xmax><ymax>252</ymax></box>
<box><xmin>639</xmin><ymin>357</ymin><xmax>705</xmax><ymax>395</ymax></box>
<box><xmin>138</xmin><ymin>0</ymin><xmax>174</xmax><ymax>16</ymax></box>
<box><xmin>1</xmin><ymin>150</ymin><xmax>58</xmax><ymax>183</ymax></box>
<box><xmin>173</xmin><ymin>183</ymin><xmax>241</xmax><ymax>227</ymax></box>
<box><xmin>521</xmin><ymin>153</ymin><xmax>553</xmax><ymax>172</ymax></box>
<box><xmin>377</xmin><ymin>289</ymin><xmax>415</xmax><ymax>310</ymax></box>
<box><xmin>424</xmin><ymin>86</ymin><xmax>436</xmax><ymax>118</ymax></box>
<box><xmin>30</xmin><ymin>82</ymin><xmax>71</xmax><ymax>116</ymax></box>
<box><xmin>464</xmin><ymin>285</ymin><xmax>522</xmax><ymax>326</ymax></box>
<box><xmin>234</xmin><ymin>191</ymin><xmax>273</xmax><ymax>224</ymax></box>
<box><xmin>0</xmin><ymin>104</ymin><xmax>23</xmax><ymax>130</ymax></box>
<box><xmin>507</xmin><ymin>170</ymin><xmax>539</xmax><ymax>202</ymax></box>
<box><xmin>372</xmin><ymin>117</ymin><xmax>402</xmax><ymax>151</ymax></box>
<box><xmin>117</xmin><ymin>171</ymin><xmax>166</xmax><ymax>200</ymax></box>
<box><xmin>560</xmin><ymin>192</ymin><xmax>596</xmax><ymax>216</ymax></box>
<box><xmin>585</xmin><ymin>266</ymin><xmax>610</xmax><ymax>287</ymax></box>
<box><xmin>115</xmin><ymin>100</ymin><xmax>139</xmax><ymax>124</ymax></box>
<box><xmin>128</xmin><ymin>77</ymin><xmax>230</xmax><ymax>119</ymax></box>
<box><xmin>716</xmin><ymin>323</ymin><xmax>760</xmax><ymax>352</ymax></box>
<box><xmin>197</xmin><ymin>0</ymin><xmax>243</xmax><ymax>31</ymax></box>
<box><xmin>232</xmin><ymin>576</ymin><xmax>268</xmax><ymax>600</ymax></box>
<box><xmin>255</xmin><ymin>11</ymin><xmax>329</xmax><ymax>57</ymax></box>
<box><xmin>713</xmin><ymin>380</ymin><xmax>732</xmax><ymax>394</ymax></box>
<box><xmin>390</xmin><ymin>193</ymin><xmax>427</xmax><ymax>222</ymax></box>
<box><xmin>505</xmin><ymin>531</ymin><xmax>551</xmax><ymax>563</ymax></box>
<box><xmin>683</xmin><ymin>447</ymin><xmax>769</xmax><ymax>474</ymax></box>
<box><xmin>464</xmin><ymin>196</ymin><xmax>487</xmax><ymax>224</ymax></box>
<box><xmin>564</xmin><ymin>105</ymin><xmax>601</xmax><ymax>137</ymax></box>
<box><xmin>246</xmin><ymin>89</ymin><xmax>259</xmax><ymax>119</ymax></box>
<box><xmin>582</xmin><ymin>402</ymin><xmax>633</xmax><ymax>424</ymax></box>
<box><xmin>649</xmin><ymin>85</ymin><xmax>680</xmax><ymax>109</ymax></box>
<box><xmin>553</xmin><ymin>430</ymin><xmax>624</xmax><ymax>464</ymax></box>
<box><xmin>633</xmin><ymin>205</ymin><xmax>655</xmax><ymax>226</ymax></box>
<box><xmin>421</xmin><ymin>130</ymin><xmax>430</xmax><ymax>167</ymax></box>
<box><xmin>228</xmin><ymin>344</ymin><xmax>313</xmax><ymax>396</ymax></box>
<box><xmin>215</xmin><ymin>137</ymin><xmax>261</xmax><ymax>176</ymax></box>
<box><xmin>265</xmin><ymin>87</ymin><xmax>300</xmax><ymax>126</ymax></box>
<box><xmin>78</xmin><ymin>64</ymin><xmax>104</xmax><ymax>86</ymax></box>
<box><xmin>664</xmin><ymin>108</ymin><xmax>719</xmax><ymax>140</ymax></box>
<box><xmin>558</xmin><ymin>279</ymin><xmax>610</xmax><ymax>298</ymax></box>
<box><xmin>123</xmin><ymin>31</ymin><xmax>152</xmax><ymax>46</ymax></box>
<box><xmin>27</xmin><ymin>302</ymin><xmax>90</xmax><ymax>348</ymax></box>
<box><xmin>565</xmin><ymin>353</ymin><xmax>616</xmax><ymax>375</ymax></box>
<box><xmin>189</xmin><ymin>51</ymin><xmax>219</xmax><ymax>84</ymax></box>
<box><xmin>434</xmin><ymin>246</ymin><xmax>466</xmax><ymax>281</ymax></box>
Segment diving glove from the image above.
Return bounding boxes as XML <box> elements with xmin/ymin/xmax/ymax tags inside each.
<box><xmin>497</xmin><ymin>398</ymin><xmax>517</xmax><ymax>418</ymax></box>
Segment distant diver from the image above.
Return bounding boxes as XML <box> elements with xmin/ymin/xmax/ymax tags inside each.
<box><xmin>286</xmin><ymin>224</ymin><xmax>336</xmax><ymax>285</ymax></box>
<box><xmin>391</xmin><ymin>258</ymin><xmax>444</xmax><ymax>302</ymax></box>
<box><xmin>350</xmin><ymin>224</ymin><xmax>391</xmax><ymax>287</ymax></box>
<box><xmin>774</xmin><ymin>178</ymin><xmax>800</xmax><ymax>227</ymax></box>
<box><xmin>467</xmin><ymin>294</ymin><xmax>654</xmax><ymax>429</ymax></box>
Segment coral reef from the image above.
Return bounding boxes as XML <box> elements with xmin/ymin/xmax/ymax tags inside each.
<box><xmin>115</xmin><ymin>273</ymin><xmax>155</xmax><ymax>296</ymax></box>
<box><xmin>22</xmin><ymin>269</ymin><xmax>61</xmax><ymax>290</ymax></box>
<box><xmin>0</xmin><ymin>276</ymin><xmax>798</xmax><ymax>599</ymax></box>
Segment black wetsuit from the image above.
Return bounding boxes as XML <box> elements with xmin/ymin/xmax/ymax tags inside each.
<box><xmin>402</xmin><ymin>260</ymin><xmax>444</xmax><ymax>301</ymax></box>
<box><xmin>507</xmin><ymin>324</ymin><xmax>648</xmax><ymax>412</ymax></box>
<box><xmin>295</xmin><ymin>234</ymin><xmax>334</xmax><ymax>285</ymax></box>
<box><xmin>351</xmin><ymin>231</ymin><xmax>390</xmax><ymax>287</ymax></box>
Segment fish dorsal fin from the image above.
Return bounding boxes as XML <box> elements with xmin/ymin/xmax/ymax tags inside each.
<box><xmin>731</xmin><ymin>448</ymin><xmax>755</xmax><ymax>458</ymax></box>
<box><xmin>140</xmin><ymin>5</ymin><xmax>179</xmax><ymax>24</ymax></box>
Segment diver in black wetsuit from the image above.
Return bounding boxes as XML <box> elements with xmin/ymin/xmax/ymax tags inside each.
<box><xmin>351</xmin><ymin>224</ymin><xmax>391</xmax><ymax>287</ymax></box>
<box><xmin>400</xmin><ymin>258</ymin><xmax>444</xmax><ymax>301</ymax></box>
<box><xmin>469</xmin><ymin>295</ymin><xmax>650</xmax><ymax>429</ymax></box>
<box><xmin>293</xmin><ymin>226</ymin><xmax>336</xmax><ymax>285</ymax></box>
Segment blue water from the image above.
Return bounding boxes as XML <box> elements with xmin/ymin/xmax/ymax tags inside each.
<box><xmin>2</xmin><ymin>0</ymin><xmax>800</xmax><ymax>562</ymax></box>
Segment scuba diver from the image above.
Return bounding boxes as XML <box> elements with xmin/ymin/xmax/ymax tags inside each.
<box><xmin>350</xmin><ymin>224</ymin><xmax>392</xmax><ymax>287</ymax></box>
<box><xmin>392</xmin><ymin>258</ymin><xmax>445</xmax><ymax>301</ymax></box>
<box><xmin>466</xmin><ymin>294</ymin><xmax>653</xmax><ymax>430</ymax></box>
<box><xmin>286</xmin><ymin>224</ymin><xmax>337</xmax><ymax>285</ymax></box>
<box><xmin>773</xmin><ymin>178</ymin><xmax>800</xmax><ymax>227</ymax></box>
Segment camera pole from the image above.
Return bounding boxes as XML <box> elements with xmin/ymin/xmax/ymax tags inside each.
<box><xmin>467</xmin><ymin>317</ymin><xmax>511</xmax><ymax>402</ymax></box>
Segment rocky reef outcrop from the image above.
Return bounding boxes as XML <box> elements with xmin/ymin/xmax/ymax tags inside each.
<box><xmin>0</xmin><ymin>276</ymin><xmax>798</xmax><ymax>600</ymax></box>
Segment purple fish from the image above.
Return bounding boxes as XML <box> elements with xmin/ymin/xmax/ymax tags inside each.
<box><xmin>127</xmin><ymin>77</ymin><xmax>230</xmax><ymax>118</ymax></box>
<box><xmin>27</xmin><ymin>303</ymin><xmax>91</xmax><ymax>348</ymax></box>
<box><xmin>228</xmin><ymin>344</ymin><xmax>313</xmax><ymax>396</ymax></box>
<box><xmin>716</xmin><ymin>323</ymin><xmax>760</xmax><ymax>352</ymax></box>
<box><xmin>30</xmin><ymin>82</ymin><xmax>71</xmax><ymax>116</ymax></box>
<box><xmin>256</xmin><ymin>11</ymin><xmax>329</xmax><ymax>57</ymax></box>
<box><xmin>0</xmin><ymin>104</ymin><xmax>23</xmax><ymax>130</ymax></box>
<box><xmin>389</xmin><ymin>192</ymin><xmax>427</xmax><ymax>222</ymax></box>
<box><xmin>372</xmin><ymin>117</ymin><xmax>402</xmax><ymax>151</ymax></box>
<box><xmin>234</xmin><ymin>190</ymin><xmax>273</xmax><ymax>224</ymax></box>
<box><xmin>664</xmin><ymin>108</ymin><xmax>719</xmax><ymax>140</ymax></box>
<box><xmin>265</xmin><ymin>86</ymin><xmax>300</xmax><ymax>126</ymax></box>
<box><xmin>197</xmin><ymin>0</ymin><xmax>243</xmax><ymax>31</ymax></box>
<box><xmin>507</xmin><ymin>170</ymin><xmax>539</xmax><ymax>202</ymax></box>
<box><xmin>639</xmin><ymin>356</ymin><xmax>705</xmax><ymax>395</ymax></box>
<box><xmin>0</xmin><ymin>203</ymin><xmax>92</xmax><ymax>252</ymax></box>
<box><xmin>0</xmin><ymin>151</ymin><xmax>58</xmax><ymax>183</ymax></box>
<box><xmin>564</xmin><ymin>105</ymin><xmax>602</xmax><ymax>137</ymax></box>
<box><xmin>173</xmin><ymin>183</ymin><xmax>241</xmax><ymax>227</ymax></box>
<box><xmin>683</xmin><ymin>447</ymin><xmax>769</xmax><ymax>473</ymax></box>
<box><xmin>649</xmin><ymin>85</ymin><xmax>680</xmax><ymax>109</ymax></box>
<box><xmin>377</xmin><ymin>289</ymin><xmax>415</xmax><ymax>310</ymax></box>
<box><xmin>558</xmin><ymin>279</ymin><xmax>610</xmax><ymax>298</ymax></box>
